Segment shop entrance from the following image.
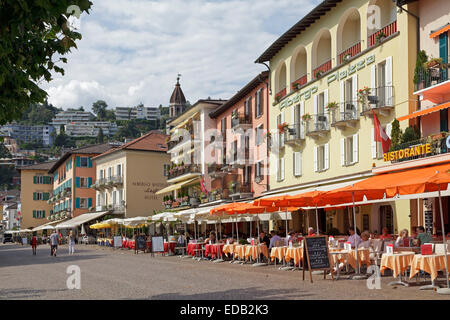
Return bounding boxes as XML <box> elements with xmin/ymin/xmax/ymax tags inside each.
<box><xmin>434</xmin><ymin>196</ymin><xmax>449</xmax><ymax>235</ymax></box>
<box><xmin>379</xmin><ymin>205</ymin><xmax>394</xmax><ymax>234</ymax></box>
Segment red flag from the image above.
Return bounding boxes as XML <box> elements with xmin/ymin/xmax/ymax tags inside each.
<box><xmin>372</xmin><ymin>110</ymin><xmax>391</xmax><ymax>154</ymax></box>
<box><xmin>200</xmin><ymin>177</ymin><xmax>208</xmax><ymax>195</ymax></box>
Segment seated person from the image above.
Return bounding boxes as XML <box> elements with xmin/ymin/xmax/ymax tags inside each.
<box><xmin>358</xmin><ymin>231</ymin><xmax>371</xmax><ymax>249</ymax></box>
<box><xmin>395</xmin><ymin>229</ymin><xmax>410</xmax><ymax>248</ymax></box>
<box><xmin>347</xmin><ymin>227</ymin><xmax>362</xmax><ymax>249</ymax></box>
<box><xmin>285</xmin><ymin>231</ymin><xmax>295</xmax><ymax>246</ymax></box>
<box><xmin>269</xmin><ymin>230</ymin><xmax>281</xmax><ymax>249</ymax></box>
<box><xmin>379</xmin><ymin>227</ymin><xmax>392</xmax><ymax>240</ymax></box>
<box><xmin>258</xmin><ymin>231</ymin><xmax>270</xmax><ymax>247</ymax></box>
<box><xmin>416</xmin><ymin>226</ymin><xmax>432</xmax><ymax>246</ymax></box>
<box><xmin>307</xmin><ymin>227</ymin><xmax>316</xmax><ymax>237</ymax></box>
<box><xmin>203</xmin><ymin>231</ymin><xmax>216</xmax><ymax>245</ymax></box>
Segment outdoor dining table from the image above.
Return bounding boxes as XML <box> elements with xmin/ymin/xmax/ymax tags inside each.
<box><xmin>127</xmin><ymin>240</ymin><xmax>135</xmax><ymax>250</ymax></box>
<box><xmin>284</xmin><ymin>246</ymin><xmax>304</xmax><ymax>267</ymax></box>
<box><xmin>270</xmin><ymin>246</ymin><xmax>287</xmax><ymax>263</ymax></box>
<box><xmin>222</xmin><ymin>243</ymin><xmax>236</xmax><ymax>257</ymax></box>
<box><xmin>233</xmin><ymin>245</ymin><xmax>247</xmax><ymax>260</ymax></box>
<box><xmin>409</xmin><ymin>254</ymin><xmax>450</xmax><ymax>290</ymax></box>
<box><xmin>346</xmin><ymin>248</ymin><xmax>371</xmax><ymax>269</ymax></box>
<box><xmin>329</xmin><ymin>248</ymin><xmax>349</xmax><ymax>280</ymax></box>
<box><xmin>186</xmin><ymin>243</ymin><xmax>203</xmax><ymax>256</ymax></box>
<box><xmin>164</xmin><ymin>242</ymin><xmax>177</xmax><ymax>254</ymax></box>
<box><xmin>245</xmin><ymin>244</ymin><xmax>269</xmax><ymax>261</ymax></box>
<box><xmin>204</xmin><ymin>243</ymin><xmax>224</xmax><ymax>259</ymax></box>
<box><xmin>380</xmin><ymin>252</ymin><xmax>416</xmax><ymax>286</ymax></box>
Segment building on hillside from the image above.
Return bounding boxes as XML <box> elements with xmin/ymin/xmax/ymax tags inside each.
<box><xmin>255</xmin><ymin>0</ymin><xmax>419</xmax><ymax>235</ymax></box>
<box><xmin>91</xmin><ymin>131</ymin><xmax>169</xmax><ymax>218</ymax></box>
<box><xmin>169</xmin><ymin>76</ymin><xmax>188</xmax><ymax>119</ymax></box>
<box><xmin>386</xmin><ymin>0</ymin><xmax>450</xmax><ymax>235</ymax></box>
<box><xmin>0</xmin><ymin>124</ymin><xmax>55</xmax><ymax>146</ymax></box>
<box><xmin>115</xmin><ymin>106</ymin><xmax>161</xmax><ymax>122</ymax></box>
<box><xmin>208</xmin><ymin>72</ymin><xmax>269</xmax><ymax>202</ymax></box>
<box><xmin>64</xmin><ymin>121</ymin><xmax>118</xmax><ymax>137</ymax></box>
<box><xmin>47</xmin><ymin>144</ymin><xmax>116</xmax><ymax>221</ymax></box>
<box><xmin>51</xmin><ymin>111</ymin><xmax>95</xmax><ymax>129</ymax></box>
<box><xmin>2</xmin><ymin>202</ymin><xmax>19</xmax><ymax>230</ymax></box>
<box><xmin>19</xmin><ymin>161</ymin><xmax>56</xmax><ymax>229</ymax></box>
<box><xmin>156</xmin><ymin>99</ymin><xmax>227</xmax><ymax>211</ymax></box>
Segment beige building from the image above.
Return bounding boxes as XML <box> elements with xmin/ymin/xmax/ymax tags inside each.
<box><xmin>19</xmin><ymin>161</ymin><xmax>56</xmax><ymax>228</ymax></box>
<box><xmin>92</xmin><ymin>131</ymin><xmax>169</xmax><ymax>217</ymax></box>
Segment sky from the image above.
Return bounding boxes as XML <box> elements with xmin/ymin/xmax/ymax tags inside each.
<box><xmin>43</xmin><ymin>0</ymin><xmax>321</xmax><ymax>111</ymax></box>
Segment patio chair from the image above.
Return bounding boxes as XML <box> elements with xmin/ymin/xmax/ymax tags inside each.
<box><xmin>369</xmin><ymin>239</ymin><xmax>384</xmax><ymax>267</ymax></box>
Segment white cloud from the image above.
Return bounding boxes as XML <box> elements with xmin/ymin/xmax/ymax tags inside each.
<box><xmin>44</xmin><ymin>0</ymin><xmax>320</xmax><ymax>111</ymax></box>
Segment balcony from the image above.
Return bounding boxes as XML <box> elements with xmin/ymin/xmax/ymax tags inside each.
<box><xmin>414</xmin><ymin>63</ymin><xmax>450</xmax><ymax>103</ymax></box>
<box><xmin>208</xmin><ymin>163</ymin><xmax>227</xmax><ymax>179</ymax></box>
<box><xmin>284</xmin><ymin>123</ymin><xmax>305</xmax><ymax>146</ymax></box>
<box><xmin>360</xmin><ymin>86</ymin><xmax>394</xmax><ymax>117</ymax></box>
<box><xmin>167</xmin><ymin>132</ymin><xmax>196</xmax><ymax>152</ymax></box>
<box><xmin>231</xmin><ymin>114</ymin><xmax>252</xmax><ymax>131</ymax></box>
<box><xmin>229</xmin><ymin>183</ymin><xmax>253</xmax><ymax>200</ymax></box>
<box><xmin>331</xmin><ymin>102</ymin><xmax>359</xmax><ymax>129</ymax></box>
<box><xmin>167</xmin><ymin>164</ymin><xmax>202</xmax><ymax>183</ymax></box>
<box><xmin>228</xmin><ymin>149</ymin><xmax>250</xmax><ymax>169</ymax></box>
<box><xmin>367</xmin><ymin>20</ymin><xmax>397</xmax><ymax>48</ymax></box>
<box><xmin>305</xmin><ymin>114</ymin><xmax>330</xmax><ymax>138</ymax></box>
<box><xmin>209</xmin><ymin>135</ymin><xmax>226</xmax><ymax>148</ymax></box>
<box><xmin>274</xmin><ymin>88</ymin><xmax>287</xmax><ymax>104</ymax></box>
<box><xmin>313</xmin><ymin>59</ymin><xmax>332</xmax><ymax>79</ymax></box>
<box><xmin>337</xmin><ymin>41</ymin><xmax>361</xmax><ymax>65</ymax></box>
<box><xmin>92</xmin><ymin>178</ymin><xmax>107</xmax><ymax>190</ymax></box>
<box><xmin>105</xmin><ymin>175</ymin><xmax>123</xmax><ymax>188</ymax></box>
<box><xmin>291</xmin><ymin>75</ymin><xmax>307</xmax><ymax>91</ymax></box>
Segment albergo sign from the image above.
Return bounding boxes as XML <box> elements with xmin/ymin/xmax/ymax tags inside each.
<box><xmin>383</xmin><ymin>143</ymin><xmax>432</xmax><ymax>162</ymax></box>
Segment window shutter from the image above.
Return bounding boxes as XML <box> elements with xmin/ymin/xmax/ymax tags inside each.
<box><xmin>76</xmin><ymin>177</ymin><xmax>80</xmax><ymax>188</ymax></box>
<box><xmin>294</xmin><ymin>152</ymin><xmax>302</xmax><ymax>176</ymax></box>
<box><xmin>88</xmin><ymin>198</ymin><xmax>93</xmax><ymax>208</ymax></box>
<box><xmin>281</xmin><ymin>157</ymin><xmax>285</xmax><ymax>181</ymax></box>
<box><xmin>76</xmin><ymin>156</ymin><xmax>81</xmax><ymax>167</ymax></box>
<box><xmin>33</xmin><ymin>210</ymin><xmax>36</xmax><ymax>218</ymax></box>
<box><xmin>43</xmin><ymin>210</ymin><xmax>45</xmax><ymax>218</ymax></box>
<box><xmin>88</xmin><ymin>177</ymin><xmax>92</xmax><ymax>187</ymax></box>
<box><xmin>314</xmin><ymin>94</ymin><xmax>318</xmax><ymax>115</ymax></box>
<box><xmin>371</xmin><ymin>64</ymin><xmax>376</xmax><ymax>95</ymax></box>
<box><xmin>371</xmin><ymin>129</ymin><xmax>377</xmax><ymax>159</ymax></box>
<box><xmin>280</xmin><ymin>112</ymin><xmax>285</xmax><ymax>147</ymax></box>
<box><xmin>353</xmin><ymin>134</ymin><xmax>359</xmax><ymax>163</ymax></box>
<box><xmin>43</xmin><ymin>193</ymin><xmax>49</xmax><ymax>201</ymax></box>
<box><xmin>324</xmin><ymin>143</ymin><xmax>329</xmax><ymax>170</ymax></box>
<box><xmin>33</xmin><ymin>192</ymin><xmax>36</xmax><ymax>200</ymax></box>
<box><xmin>340</xmin><ymin>81</ymin><xmax>345</xmax><ymax>114</ymax></box>
<box><xmin>324</xmin><ymin>89</ymin><xmax>329</xmax><ymax>109</ymax></box>
<box><xmin>352</xmin><ymin>75</ymin><xmax>358</xmax><ymax>106</ymax></box>
<box><xmin>314</xmin><ymin>146</ymin><xmax>318</xmax><ymax>172</ymax></box>
<box><xmin>76</xmin><ymin>198</ymin><xmax>80</xmax><ymax>209</ymax></box>
<box><xmin>340</xmin><ymin>138</ymin><xmax>345</xmax><ymax>166</ymax></box>
<box><xmin>386</xmin><ymin>123</ymin><xmax>392</xmax><ymax>139</ymax></box>
<box><xmin>33</xmin><ymin>176</ymin><xmax>37</xmax><ymax>184</ymax></box>
<box><xmin>385</xmin><ymin>56</ymin><xmax>393</xmax><ymax>106</ymax></box>
<box><xmin>88</xmin><ymin>158</ymin><xmax>93</xmax><ymax>168</ymax></box>
<box><xmin>300</xmin><ymin>102</ymin><xmax>305</xmax><ymax>138</ymax></box>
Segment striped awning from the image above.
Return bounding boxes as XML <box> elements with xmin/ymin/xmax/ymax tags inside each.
<box><xmin>155</xmin><ymin>177</ymin><xmax>199</xmax><ymax>195</ymax></box>
<box><xmin>430</xmin><ymin>23</ymin><xmax>450</xmax><ymax>39</ymax></box>
<box><xmin>397</xmin><ymin>102</ymin><xmax>450</xmax><ymax>121</ymax></box>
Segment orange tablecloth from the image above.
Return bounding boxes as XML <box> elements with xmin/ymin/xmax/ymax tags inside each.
<box><xmin>245</xmin><ymin>244</ymin><xmax>269</xmax><ymax>260</ymax></box>
<box><xmin>380</xmin><ymin>252</ymin><xmax>415</xmax><ymax>278</ymax></box>
<box><xmin>234</xmin><ymin>245</ymin><xmax>246</xmax><ymax>259</ymax></box>
<box><xmin>223</xmin><ymin>244</ymin><xmax>236</xmax><ymax>257</ymax></box>
<box><xmin>329</xmin><ymin>248</ymin><xmax>349</xmax><ymax>265</ymax></box>
<box><xmin>409</xmin><ymin>254</ymin><xmax>450</xmax><ymax>281</ymax></box>
<box><xmin>270</xmin><ymin>247</ymin><xmax>287</xmax><ymax>262</ymax></box>
<box><xmin>347</xmin><ymin>248</ymin><xmax>371</xmax><ymax>269</ymax></box>
<box><xmin>285</xmin><ymin>247</ymin><xmax>304</xmax><ymax>266</ymax></box>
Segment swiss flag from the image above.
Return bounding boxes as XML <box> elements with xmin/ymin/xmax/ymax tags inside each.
<box><xmin>200</xmin><ymin>177</ymin><xmax>208</xmax><ymax>195</ymax></box>
<box><xmin>372</xmin><ymin>110</ymin><xmax>391</xmax><ymax>154</ymax></box>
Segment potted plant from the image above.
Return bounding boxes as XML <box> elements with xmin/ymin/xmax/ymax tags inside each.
<box><xmin>414</xmin><ymin>50</ymin><xmax>428</xmax><ymax>87</ymax></box>
<box><xmin>229</xmin><ymin>181</ymin><xmax>237</xmax><ymax>193</ymax></box>
<box><xmin>424</xmin><ymin>57</ymin><xmax>443</xmax><ymax>69</ymax></box>
<box><xmin>277</xmin><ymin>122</ymin><xmax>289</xmax><ymax>133</ymax></box>
<box><xmin>315</xmin><ymin>70</ymin><xmax>323</xmax><ymax>78</ymax></box>
<box><xmin>376</xmin><ymin>31</ymin><xmax>386</xmax><ymax>43</ymax></box>
<box><xmin>326</xmin><ymin>102</ymin><xmax>339</xmax><ymax>111</ymax></box>
<box><xmin>292</xmin><ymin>82</ymin><xmax>300</xmax><ymax>90</ymax></box>
<box><xmin>88</xmin><ymin>206</ymin><xmax>94</xmax><ymax>212</ymax></box>
<box><xmin>342</xmin><ymin>53</ymin><xmax>351</xmax><ymax>63</ymax></box>
<box><xmin>302</xmin><ymin>113</ymin><xmax>312</xmax><ymax>121</ymax></box>
<box><xmin>231</xmin><ymin>110</ymin><xmax>239</xmax><ymax>119</ymax></box>
<box><xmin>357</xmin><ymin>86</ymin><xmax>371</xmax><ymax>104</ymax></box>
<box><xmin>274</xmin><ymin>95</ymin><xmax>281</xmax><ymax>104</ymax></box>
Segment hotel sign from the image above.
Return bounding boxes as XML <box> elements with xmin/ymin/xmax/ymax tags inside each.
<box><xmin>383</xmin><ymin>144</ymin><xmax>432</xmax><ymax>162</ymax></box>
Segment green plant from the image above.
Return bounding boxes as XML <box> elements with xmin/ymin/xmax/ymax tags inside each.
<box><xmin>414</xmin><ymin>50</ymin><xmax>428</xmax><ymax>84</ymax></box>
<box><xmin>424</xmin><ymin>57</ymin><xmax>443</xmax><ymax>69</ymax></box>
<box><xmin>389</xmin><ymin>119</ymin><xmax>402</xmax><ymax>150</ymax></box>
<box><xmin>315</xmin><ymin>70</ymin><xmax>323</xmax><ymax>78</ymax></box>
<box><xmin>302</xmin><ymin>113</ymin><xmax>312</xmax><ymax>121</ymax></box>
<box><xmin>376</xmin><ymin>31</ymin><xmax>386</xmax><ymax>43</ymax></box>
<box><xmin>292</xmin><ymin>82</ymin><xmax>300</xmax><ymax>90</ymax></box>
<box><xmin>239</xmin><ymin>239</ymin><xmax>248</xmax><ymax>245</ymax></box>
<box><xmin>401</xmin><ymin>126</ymin><xmax>420</xmax><ymax>144</ymax></box>
<box><xmin>326</xmin><ymin>102</ymin><xmax>339</xmax><ymax>110</ymax></box>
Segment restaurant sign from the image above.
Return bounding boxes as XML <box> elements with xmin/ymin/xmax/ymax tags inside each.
<box><xmin>383</xmin><ymin>143</ymin><xmax>432</xmax><ymax>162</ymax></box>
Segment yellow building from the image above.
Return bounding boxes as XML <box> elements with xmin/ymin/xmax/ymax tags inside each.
<box><xmin>19</xmin><ymin>161</ymin><xmax>56</xmax><ymax>229</ymax></box>
<box><xmin>255</xmin><ymin>0</ymin><xmax>419</xmax><ymax>235</ymax></box>
<box><xmin>92</xmin><ymin>131</ymin><xmax>170</xmax><ymax>217</ymax></box>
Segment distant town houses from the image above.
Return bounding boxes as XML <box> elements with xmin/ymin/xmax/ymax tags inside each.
<box><xmin>115</xmin><ymin>105</ymin><xmax>161</xmax><ymax>121</ymax></box>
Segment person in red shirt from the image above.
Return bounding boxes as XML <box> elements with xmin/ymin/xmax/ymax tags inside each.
<box><xmin>31</xmin><ymin>234</ymin><xmax>37</xmax><ymax>255</ymax></box>
<box><xmin>307</xmin><ymin>227</ymin><xmax>316</xmax><ymax>237</ymax></box>
<box><xmin>379</xmin><ymin>227</ymin><xmax>392</xmax><ymax>240</ymax></box>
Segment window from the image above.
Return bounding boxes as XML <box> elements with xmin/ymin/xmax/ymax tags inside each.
<box><xmin>372</xmin><ymin>127</ymin><xmax>389</xmax><ymax>159</ymax></box>
<box><xmin>79</xmin><ymin>157</ymin><xmax>89</xmax><ymax>168</ymax></box>
<box><xmin>244</xmin><ymin>97</ymin><xmax>251</xmax><ymax>118</ymax></box>
<box><xmin>314</xmin><ymin>144</ymin><xmax>329</xmax><ymax>172</ymax></box>
<box><xmin>163</xmin><ymin>164</ymin><xmax>169</xmax><ymax>177</ymax></box>
<box><xmin>108</xmin><ymin>167</ymin><xmax>113</xmax><ymax>178</ymax></box>
<box><xmin>117</xmin><ymin>164</ymin><xmax>122</xmax><ymax>177</ymax></box>
<box><xmin>317</xmin><ymin>92</ymin><xmax>325</xmax><ymax>114</ymax></box>
<box><xmin>244</xmin><ymin>166</ymin><xmax>251</xmax><ymax>185</ymax></box>
<box><xmin>80</xmin><ymin>177</ymin><xmax>89</xmax><ymax>188</ymax></box>
<box><xmin>256</xmin><ymin>124</ymin><xmax>264</xmax><ymax>146</ymax></box>
<box><xmin>255</xmin><ymin>89</ymin><xmax>263</xmax><ymax>117</ymax></box>
<box><xmin>79</xmin><ymin>198</ymin><xmax>89</xmax><ymax>209</ymax></box>
<box><xmin>277</xmin><ymin>112</ymin><xmax>285</xmax><ymax>147</ymax></box>
<box><xmin>36</xmin><ymin>176</ymin><xmax>43</xmax><ymax>184</ymax></box>
<box><xmin>277</xmin><ymin>157</ymin><xmax>285</xmax><ymax>182</ymax></box>
<box><xmin>99</xmin><ymin>169</ymin><xmax>104</xmax><ymax>179</ymax></box>
<box><xmin>32</xmin><ymin>210</ymin><xmax>46</xmax><ymax>219</ymax></box>
<box><xmin>293</xmin><ymin>152</ymin><xmax>302</xmax><ymax>177</ymax></box>
<box><xmin>255</xmin><ymin>161</ymin><xmax>263</xmax><ymax>178</ymax></box>
<box><xmin>341</xmin><ymin>134</ymin><xmax>358</xmax><ymax>166</ymax></box>
<box><xmin>113</xmin><ymin>191</ymin><xmax>117</xmax><ymax>205</ymax></box>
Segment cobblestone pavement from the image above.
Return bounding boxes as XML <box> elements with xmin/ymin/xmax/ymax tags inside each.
<box><xmin>1</xmin><ymin>243</ymin><xmax>449</xmax><ymax>300</ymax></box>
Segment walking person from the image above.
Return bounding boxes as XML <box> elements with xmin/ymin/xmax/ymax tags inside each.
<box><xmin>31</xmin><ymin>233</ymin><xmax>37</xmax><ymax>255</ymax></box>
<box><xmin>50</xmin><ymin>230</ymin><xmax>59</xmax><ymax>257</ymax></box>
<box><xmin>68</xmin><ymin>231</ymin><xmax>75</xmax><ymax>255</ymax></box>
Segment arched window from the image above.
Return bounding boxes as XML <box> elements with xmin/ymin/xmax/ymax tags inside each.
<box><xmin>275</xmin><ymin>62</ymin><xmax>287</xmax><ymax>100</ymax></box>
<box><xmin>337</xmin><ymin>8</ymin><xmax>361</xmax><ymax>65</ymax></box>
<box><xmin>367</xmin><ymin>0</ymin><xmax>397</xmax><ymax>47</ymax></box>
<box><xmin>311</xmin><ymin>29</ymin><xmax>332</xmax><ymax>79</ymax></box>
<box><xmin>291</xmin><ymin>46</ymin><xmax>308</xmax><ymax>89</ymax></box>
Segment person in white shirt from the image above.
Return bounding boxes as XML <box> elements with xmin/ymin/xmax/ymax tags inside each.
<box><xmin>269</xmin><ymin>230</ymin><xmax>281</xmax><ymax>249</ymax></box>
<box><xmin>358</xmin><ymin>231</ymin><xmax>371</xmax><ymax>249</ymax></box>
<box><xmin>285</xmin><ymin>231</ymin><xmax>295</xmax><ymax>246</ymax></box>
<box><xmin>347</xmin><ymin>227</ymin><xmax>362</xmax><ymax>248</ymax></box>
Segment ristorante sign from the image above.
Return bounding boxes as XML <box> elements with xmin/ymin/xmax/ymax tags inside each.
<box><xmin>383</xmin><ymin>143</ymin><xmax>432</xmax><ymax>162</ymax></box>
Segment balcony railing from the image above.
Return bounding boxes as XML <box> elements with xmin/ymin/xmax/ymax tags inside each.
<box><xmin>284</xmin><ymin>123</ymin><xmax>305</xmax><ymax>145</ymax></box>
<box><xmin>368</xmin><ymin>20</ymin><xmax>397</xmax><ymax>48</ymax></box>
<box><xmin>414</xmin><ymin>64</ymin><xmax>449</xmax><ymax>92</ymax></box>
<box><xmin>360</xmin><ymin>86</ymin><xmax>394</xmax><ymax>115</ymax></box>
<box><xmin>313</xmin><ymin>59</ymin><xmax>332</xmax><ymax>79</ymax></box>
<box><xmin>291</xmin><ymin>74</ymin><xmax>307</xmax><ymax>90</ymax></box>
<box><xmin>231</xmin><ymin>115</ymin><xmax>252</xmax><ymax>129</ymax></box>
<box><xmin>305</xmin><ymin>114</ymin><xmax>330</xmax><ymax>135</ymax></box>
<box><xmin>229</xmin><ymin>183</ymin><xmax>252</xmax><ymax>196</ymax></box>
<box><xmin>331</xmin><ymin>102</ymin><xmax>359</xmax><ymax>125</ymax></box>
<box><xmin>275</xmin><ymin>88</ymin><xmax>287</xmax><ymax>102</ymax></box>
<box><xmin>338</xmin><ymin>41</ymin><xmax>361</xmax><ymax>65</ymax></box>
<box><xmin>105</xmin><ymin>175</ymin><xmax>123</xmax><ymax>187</ymax></box>
<box><xmin>167</xmin><ymin>164</ymin><xmax>201</xmax><ymax>180</ymax></box>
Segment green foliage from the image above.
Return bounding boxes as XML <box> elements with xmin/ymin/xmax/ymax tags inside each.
<box><xmin>0</xmin><ymin>142</ymin><xmax>11</xmax><ymax>158</ymax></box>
<box><xmin>92</xmin><ymin>100</ymin><xmax>108</xmax><ymax>120</ymax></box>
<box><xmin>414</xmin><ymin>50</ymin><xmax>428</xmax><ymax>84</ymax></box>
<box><xmin>0</xmin><ymin>165</ymin><xmax>15</xmax><ymax>188</ymax></box>
<box><xmin>54</xmin><ymin>131</ymin><xmax>74</xmax><ymax>147</ymax></box>
<box><xmin>114</xmin><ymin>119</ymin><xmax>159</xmax><ymax>140</ymax></box>
<box><xmin>390</xmin><ymin>119</ymin><xmax>402</xmax><ymax>148</ymax></box>
<box><xmin>0</xmin><ymin>0</ymin><xmax>93</xmax><ymax>125</ymax></box>
<box><xmin>401</xmin><ymin>126</ymin><xmax>420</xmax><ymax>144</ymax></box>
<box><xmin>19</xmin><ymin>141</ymin><xmax>44</xmax><ymax>150</ymax></box>
<box><xmin>97</xmin><ymin>127</ymin><xmax>104</xmax><ymax>143</ymax></box>
<box><xmin>18</xmin><ymin>101</ymin><xmax>60</xmax><ymax>125</ymax></box>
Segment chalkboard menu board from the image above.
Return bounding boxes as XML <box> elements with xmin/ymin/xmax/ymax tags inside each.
<box><xmin>152</xmin><ymin>236</ymin><xmax>164</xmax><ymax>253</ymax></box>
<box><xmin>425</xmin><ymin>210</ymin><xmax>433</xmax><ymax>235</ymax></box>
<box><xmin>303</xmin><ymin>236</ymin><xmax>332</xmax><ymax>283</ymax></box>
<box><xmin>136</xmin><ymin>235</ymin><xmax>147</xmax><ymax>251</ymax></box>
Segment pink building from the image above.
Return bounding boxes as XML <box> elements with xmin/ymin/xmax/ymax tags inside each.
<box><xmin>208</xmin><ymin>71</ymin><xmax>269</xmax><ymax>201</ymax></box>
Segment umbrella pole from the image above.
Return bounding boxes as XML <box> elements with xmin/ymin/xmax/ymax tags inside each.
<box><xmin>437</xmin><ymin>185</ymin><xmax>450</xmax><ymax>294</ymax></box>
<box><xmin>253</xmin><ymin>214</ymin><xmax>267</xmax><ymax>267</ymax></box>
<box><xmin>315</xmin><ymin>205</ymin><xmax>319</xmax><ymax>235</ymax></box>
<box><xmin>351</xmin><ymin>191</ymin><xmax>366</xmax><ymax>280</ymax></box>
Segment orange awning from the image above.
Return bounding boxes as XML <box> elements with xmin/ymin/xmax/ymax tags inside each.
<box><xmin>397</xmin><ymin>102</ymin><xmax>450</xmax><ymax>121</ymax></box>
<box><xmin>430</xmin><ymin>23</ymin><xmax>450</xmax><ymax>39</ymax></box>
<box><xmin>254</xmin><ymin>190</ymin><xmax>326</xmax><ymax>208</ymax></box>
